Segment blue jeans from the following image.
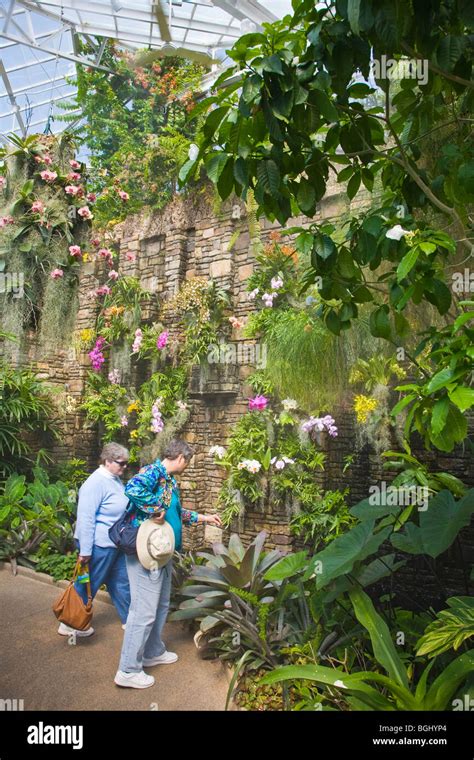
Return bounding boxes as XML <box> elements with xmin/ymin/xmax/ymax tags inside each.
<box><xmin>118</xmin><ymin>555</ymin><xmax>173</xmax><ymax>673</ymax></box>
<box><xmin>74</xmin><ymin>541</ymin><xmax>130</xmax><ymax>624</ymax></box>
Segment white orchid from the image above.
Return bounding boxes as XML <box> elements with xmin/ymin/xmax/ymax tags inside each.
<box><xmin>385</xmin><ymin>224</ymin><xmax>410</xmax><ymax>241</ymax></box>
<box><xmin>209</xmin><ymin>445</ymin><xmax>226</xmax><ymax>459</ymax></box>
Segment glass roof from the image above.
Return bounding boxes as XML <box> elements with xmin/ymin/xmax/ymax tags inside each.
<box><xmin>0</xmin><ymin>0</ymin><xmax>294</xmax><ymax>139</ymax></box>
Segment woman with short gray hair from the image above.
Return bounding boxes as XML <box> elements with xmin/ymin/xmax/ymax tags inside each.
<box><xmin>57</xmin><ymin>442</ymin><xmax>131</xmax><ymax>638</ymax></box>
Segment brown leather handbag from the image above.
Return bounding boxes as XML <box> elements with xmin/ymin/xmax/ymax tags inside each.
<box><xmin>52</xmin><ymin>559</ymin><xmax>93</xmax><ymax>631</ymax></box>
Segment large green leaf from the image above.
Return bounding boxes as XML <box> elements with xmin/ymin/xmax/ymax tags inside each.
<box><xmin>391</xmin><ymin>490</ymin><xmax>474</xmax><ymax>558</ymax></box>
<box><xmin>424</xmin><ymin>651</ymin><xmax>474</xmax><ymax>710</ymax></box>
<box><xmin>419</xmin><ymin>489</ymin><xmax>474</xmax><ymax>558</ymax></box>
<box><xmin>264</xmin><ymin>550</ymin><xmax>309</xmax><ymax>581</ymax></box>
<box><xmin>303</xmin><ymin>521</ymin><xmax>392</xmax><ymax>588</ymax></box>
<box><xmin>349</xmin><ymin>586</ymin><xmax>409</xmax><ymax>690</ymax></box>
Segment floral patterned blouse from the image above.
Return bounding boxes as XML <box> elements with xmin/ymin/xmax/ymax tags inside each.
<box><xmin>124</xmin><ymin>458</ymin><xmax>199</xmax><ymax>529</ymax></box>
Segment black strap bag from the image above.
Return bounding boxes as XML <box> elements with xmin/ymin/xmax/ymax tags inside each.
<box><xmin>109</xmin><ymin>502</ymin><xmax>138</xmax><ymax>555</ymax></box>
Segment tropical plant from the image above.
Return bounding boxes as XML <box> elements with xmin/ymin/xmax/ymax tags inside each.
<box><xmin>181</xmin><ymin>1</ymin><xmax>474</xmax><ymax>452</ymax></box>
<box><xmin>416</xmin><ymin>597</ymin><xmax>474</xmax><ymax>659</ymax></box>
<box><xmin>0</xmin><ymin>364</ymin><xmax>59</xmax><ymax>477</ymax></box>
<box><xmin>265</xmin><ymin>488</ymin><xmax>474</xmax><ymax>608</ymax></box>
<box><xmin>170</xmin><ymin>532</ymin><xmax>290</xmax><ymax>669</ymax></box>
<box><xmin>35</xmin><ymin>550</ymin><xmax>78</xmax><ymax>582</ymax></box>
<box><xmin>382</xmin><ymin>450</ymin><xmax>468</xmax><ymax>499</ymax></box>
<box><xmin>260</xmin><ymin>587</ymin><xmax>474</xmax><ymax>711</ymax></box>
<box><xmin>165</xmin><ymin>277</ymin><xmax>230</xmax><ymax>363</ymax></box>
<box><xmin>59</xmin><ymin>40</ymin><xmax>205</xmax><ymax>225</ymax></box>
<box><xmin>0</xmin><ymin>466</ymin><xmax>77</xmax><ymax>571</ymax></box>
<box><xmin>289</xmin><ymin>488</ymin><xmax>355</xmax><ymax>548</ymax></box>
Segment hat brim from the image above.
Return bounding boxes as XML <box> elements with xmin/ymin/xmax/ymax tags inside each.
<box><xmin>136</xmin><ymin>520</ymin><xmax>175</xmax><ymax>569</ymax></box>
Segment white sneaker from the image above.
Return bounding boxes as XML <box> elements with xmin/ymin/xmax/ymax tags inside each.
<box><xmin>143</xmin><ymin>651</ymin><xmax>178</xmax><ymax>666</ymax></box>
<box><xmin>114</xmin><ymin>670</ymin><xmax>155</xmax><ymax>689</ymax></box>
<box><xmin>121</xmin><ymin>623</ymin><xmax>126</xmax><ymax>630</ymax></box>
<box><xmin>58</xmin><ymin>622</ymin><xmax>94</xmax><ymax>637</ymax></box>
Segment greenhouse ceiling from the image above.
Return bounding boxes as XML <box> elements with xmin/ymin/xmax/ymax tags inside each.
<box><xmin>0</xmin><ymin>0</ymin><xmax>293</xmax><ymax>138</ymax></box>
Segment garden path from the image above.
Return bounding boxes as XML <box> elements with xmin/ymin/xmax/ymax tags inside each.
<box><xmin>0</xmin><ymin>568</ymin><xmax>229</xmax><ymax>711</ymax></box>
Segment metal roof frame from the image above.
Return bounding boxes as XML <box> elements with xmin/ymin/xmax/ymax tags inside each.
<box><xmin>0</xmin><ymin>0</ymin><xmax>289</xmax><ymax>137</ymax></box>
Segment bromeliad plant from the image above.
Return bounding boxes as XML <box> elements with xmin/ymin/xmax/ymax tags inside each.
<box><xmin>169</xmin><ymin>532</ymin><xmax>286</xmax><ymax>670</ymax></box>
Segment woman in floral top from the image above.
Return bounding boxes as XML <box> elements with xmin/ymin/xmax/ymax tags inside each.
<box><xmin>114</xmin><ymin>439</ymin><xmax>222</xmax><ymax>690</ymax></box>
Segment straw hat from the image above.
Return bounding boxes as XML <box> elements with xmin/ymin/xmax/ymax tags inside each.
<box><xmin>136</xmin><ymin>519</ymin><xmax>175</xmax><ymax>570</ymax></box>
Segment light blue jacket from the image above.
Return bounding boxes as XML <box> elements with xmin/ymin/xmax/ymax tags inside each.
<box><xmin>74</xmin><ymin>466</ymin><xmax>129</xmax><ymax>555</ymax></box>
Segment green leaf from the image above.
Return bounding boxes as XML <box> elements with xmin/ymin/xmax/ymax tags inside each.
<box><xmin>347</xmin><ymin>172</ymin><xmax>361</xmax><ymax>200</ymax></box>
<box><xmin>202</xmin><ymin>106</ymin><xmax>230</xmax><ymax>138</ymax></box>
<box><xmin>296</xmin><ymin>179</ymin><xmax>316</xmax><ymax>215</ymax></box>
<box><xmin>453</xmin><ymin>311</ymin><xmax>474</xmax><ymax>331</ymax></box>
<box><xmin>419</xmin><ymin>489</ymin><xmax>474</xmax><ymax>559</ymax></box>
<box><xmin>396</xmin><ymin>247</ymin><xmax>419</xmax><ymax>281</ymax></box>
<box><xmin>313</xmin><ymin>233</ymin><xmax>336</xmax><ymax>260</ymax></box>
<box><xmin>430</xmin><ymin>404</ymin><xmax>467</xmax><ymax>451</ymax></box>
<box><xmin>448</xmin><ymin>386</ymin><xmax>474</xmax><ymax>413</ymax></box>
<box><xmin>369</xmin><ymin>305</ymin><xmax>391</xmax><ymax>339</ymax></box>
<box><xmin>256</xmin><ymin>159</ymin><xmax>280</xmax><ymax>195</ymax></box>
<box><xmin>426</xmin><ymin>368</ymin><xmax>456</xmax><ymax>394</ymax></box>
<box><xmin>431</xmin><ymin>397</ymin><xmax>450</xmax><ymax>436</ymax></box>
<box><xmin>304</xmin><ymin>521</ymin><xmax>392</xmax><ymax>589</ymax></box>
<box><xmin>436</xmin><ymin>35</ymin><xmax>465</xmax><ymax>72</ymax></box>
<box><xmin>205</xmin><ymin>153</ymin><xmax>229</xmax><ymax>184</ymax></box>
<box><xmin>264</xmin><ymin>551</ymin><xmax>308</xmax><ymax>581</ymax></box>
<box><xmin>262</xmin><ymin>55</ymin><xmax>284</xmax><ymax>75</ymax></box>
<box><xmin>347</xmin><ymin>0</ymin><xmax>362</xmax><ymax>34</ymax></box>
<box><xmin>311</xmin><ymin>90</ymin><xmax>338</xmax><ymax>122</ymax></box>
<box><xmin>349</xmin><ymin>587</ymin><xmax>409</xmax><ymax>689</ymax></box>
<box><xmin>21</xmin><ymin>179</ymin><xmax>34</xmax><ymax>196</ymax></box>
<box><xmin>425</xmin><ymin>651</ymin><xmax>474</xmax><ymax>710</ymax></box>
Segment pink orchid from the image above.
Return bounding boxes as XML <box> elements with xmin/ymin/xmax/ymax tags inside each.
<box><xmin>126</xmin><ymin>251</ymin><xmax>136</xmax><ymax>261</ymax></box>
<box><xmin>88</xmin><ymin>336</ymin><xmax>106</xmax><ymax>372</ymax></box>
<box><xmin>50</xmin><ymin>268</ymin><xmax>64</xmax><ymax>279</ymax></box>
<box><xmin>69</xmin><ymin>245</ymin><xmax>82</xmax><ymax>258</ymax></box>
<box><xmin>0</xmin><ymin>216</ymin><xmax>14</xmax><ymax>227</ymax></box>
<box><xmin>65</xmin><ymin>185</ymin><xmax>80</xmax><ymax>196</ymax></box>
<box><xmin>0</xmin><ymin>177</ymin><xmax>6</xmax><ymax>190</ymax></box>
<box><xmin>31</xmin><ymin>200</ymin><xmax>45</xmax><ymax>214</ymax></box>
<box><xmin>229</xmin><ymin>316</ymin><xmax>244</xmax><ymax>329</ymax></box>
<box><xmin>108</xmin><ymin>270</ymin><xmax>119</xmax><ymax>280</ymax></box>
<box><xmin>248</xmin><ymin>395</ymin><xmax>268</xmax><ymax>411</ymax></box>
<box><xmin>40</xmin><ymin>170</ymin><xmax>57</xmax><ymax>182</ymax></box>
<box><xmin>67</xmin><ymin>172</ymin><xmax>81</xmax><ymax>181</ymax></box>
<box><xmin>118</xmin><ymin>190</ymin><xmax>129</xmax><ymax>201</ymax></box>
<box><xmin>156</xmin><ymin>330</ymin><xmax>169</xmax><ymax>350</ymax></box>
<box><xmin>86</xmin><ymin>192</ymin><xmax>97</xmax><ymax>203</ymax></box>
<box><xmin>95</xmin><ymin>285</ymin><xmax>111</xmax><ymax>297</ymax></box>
<box><xmin>70</xmin><ymin>159</ymin><xmax>81</xmax><ymax>169</ymax></box>
<box><xmin>77</xmin><ymin>206</ymin><xmax>93</xmax><ymax>220</ymax></box>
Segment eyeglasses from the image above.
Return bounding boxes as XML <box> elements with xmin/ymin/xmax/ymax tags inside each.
<box><xmin>114</xmin><ymin>460</ymin><xmax>128</xmax><ymax>467</ymax></box>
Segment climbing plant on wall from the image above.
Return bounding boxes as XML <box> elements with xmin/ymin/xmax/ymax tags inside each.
<box><xmin>0</xmin><ymin>132</ymin><xmax>93</xmax><ymax>348</ymax></box>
